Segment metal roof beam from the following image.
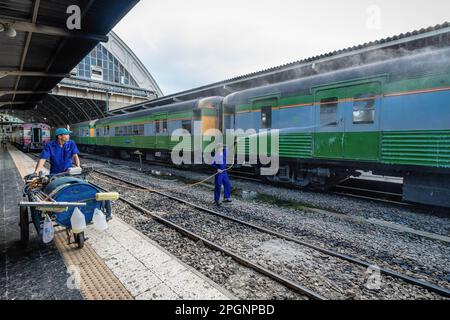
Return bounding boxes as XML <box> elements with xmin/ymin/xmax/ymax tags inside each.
<box><xmin>0</xmin><ymin>70</ymin><xmax>68</xmax><ymax>78</ymax></box>
<box><xmin>0</xmin><ymin>19</ymin><xmax>109</xmax><ymax>42</ymax></box>
<box><xmin>85</xmin><ymin>99</ymin><xmax>105</xmax><ymax>118</ymax></box>
<box><xmin>65</xmin><ymin>96</ymin><xmax>92</xmax><ymax>122</ymax></box>
<box><xmin>36</xmin><ymin>103</ymin><xmax>63</xmax><ymax>126</ymax></box>
<box><xmin>24</xmin><ymin>109</ymin><xmax>50</xmax><ymax>125</ymax></box>
<box><xmin>46</xmin><ymin>95</ymin><xmax>80</xmax><ymax>123</ymax></box>
<box><xmin>12</xmin><ymin>0</ymin><xmax>41</xmax><ymax>104</ymax></box>
<box><xmin>0</xmin><ymin>101</ymin><xmax>41</xmax><ymax>107</ymax></box>
<box><xmin>0</xmin><ymin>90</ymin><xmax>49</xmax><ymax>97</ymax></box>
<box><xmin>29</xmin><ymin>0</ymin><xmax>97</xmax><ymax>97</ymax></box>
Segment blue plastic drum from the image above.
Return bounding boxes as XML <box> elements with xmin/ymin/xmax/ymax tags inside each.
<box><xmin>43</xmin><ymin>177</ymin><xmax>102</xmax><ymax>228</ymax></box>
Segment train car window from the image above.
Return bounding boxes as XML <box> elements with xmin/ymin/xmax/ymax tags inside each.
<box><xmin>261</xmin><ymin>106</ymin><xmax>272</xmax><ymax>129</ymax></box>
<box><xmin>96</xmin><ymin>128</ymin><xmax>100</xmax><ymax>136</ymax></box>
<box><xmin>162</xmin><ymin>120</ymin><xmax>168</xmax><ymax>133</ymax></box>
<box><xmin>182</xmin><ymin>120</ymin><xmax>192</xmax><ymax>133</ymax></box>
<box><xmin>131</xmin><ymin>125</ymin><xmax>144</xmax><ymax>136</ymax></box>
<box><xmin>156</xmin><ymin>121</ymin><xmax>160</xmax><ymax>133</ymax></box>
<box><xmin>353</xmin><ymin>94</ymin><xmax>375</xmax><ymax>124</ymax></box>
<box><xmin>320</xmin><ymin>97</ymin><xmax>338</xmax><ymax>125</ymax></box>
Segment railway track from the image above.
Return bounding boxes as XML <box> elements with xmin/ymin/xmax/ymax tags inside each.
<box><xmin>89</xmin><ymin>169</ymin><xmax>450</xmax><ymax>299</ymax></box>
<box><xmin>89</xmin><ymin>173</ymin><xmax>325</xmax><ymax>300</ymax></box>
<box><xmin>75</xmin><ymin>152</ymin><xmax>413</xmax><ymax>207</ymax></box>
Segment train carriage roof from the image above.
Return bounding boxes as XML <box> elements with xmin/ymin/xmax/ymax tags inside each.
<box><xmin>71</xmin><ymin>120</ymin><xmax>98</xmax><ymax>127</ymax></box>
<box><xmin>95</xmin><ymin>96</ymin><xmax>223</xmax><ymax>125</ymax></box>
<box><xmin>224</xmin><ymin>46</ymin><xmax>450</xmax><ymax>105</ymax></box>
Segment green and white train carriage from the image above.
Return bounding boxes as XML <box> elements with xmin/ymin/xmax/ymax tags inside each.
<box><xmin>224</xmin><ymin>46</ymin><xmax>450</xmax><ymax>207</ymax></box>
<box><xmin>72</xmin><ymin>97</ymin><xmax>223</xmax><ymax>162</ymax></box>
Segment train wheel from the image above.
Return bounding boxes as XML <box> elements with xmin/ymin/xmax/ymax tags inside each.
<box><xmin>75</xmin><ymin>232</ymin><xmax>85</xmax><ymax>249</ymax></box>
<box><xmin>19</xmin><ymin>206</ymin><xmax>29</xmax><ymax>247</ymax></box>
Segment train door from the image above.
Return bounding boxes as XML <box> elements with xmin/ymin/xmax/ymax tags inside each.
<box><xmin>89</xmin><ymin>126</ymin><xmax>95</xmax><ymax>145</ymax></box>
<box><xmin>252</xmin><ymin>98</ymin><xmax>277</xmax><ymax>131</ymax></box>
<box><xmin>223</xmin><ymin>107</ymin><xmax>235</xmax><ymax>133</ymax></box>
<box><xmin>313</xmin><ymin>87</ymin><xmax>346</xmax><ymax>159</ymax></box>
<box><xmin>32</xmin><ymin>127</ymin><xmax>41</xmax><ymax>144</ymax></box>
<box><xmin>343</xmin><ymin>82</ymin><xmax>381</xmax><ymax>161</ymax></box>
<box><xmin>192</xmin><ymin>110</ymin><xmax>202</xmax><ymax>154</ymax></box>
<box><xmin>253</xmin><ymin>98</ymin><xmax>277</xmax><ymax>158</ymax></box>
<box><xmin>103</xmin><ymin>124</ymin><xmax>111</xmax><ymax>146</ymax></box>
<box><xmin>156</xmin><ymin>113</ymin><xmax>169</xmax><ymax>150</ymax></box>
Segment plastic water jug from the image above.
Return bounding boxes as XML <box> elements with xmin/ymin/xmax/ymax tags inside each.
<box><xmin>93</xmin><ymin>208</ymin><xmax>108</xmax><ymax>232</ymax></box>
<box><xmin>43</xmin><ymin>214</ymin><xmax>54</xmax><ymax>243</ymax></box>
<box><xmin>71</xmin><ymin>207</ymin><xmax>86</xmax><ymax>234</ymax></box>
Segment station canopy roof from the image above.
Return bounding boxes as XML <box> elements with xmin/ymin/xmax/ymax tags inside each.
<box><xmin>0</xmin><ymin>0</ymin><xmax>139</xmax><ymax>123</ymax></box>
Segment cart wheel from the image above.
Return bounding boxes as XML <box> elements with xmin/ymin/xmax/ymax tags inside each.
<box><xmin>19</xmin><ymin>206</ymin><xmax>29</xmax><ymax>246</ymax></box>
<box><xmin>75</xmin><ymin>232</ymin><xmax>85</xmax><ymax>249</ymax></box>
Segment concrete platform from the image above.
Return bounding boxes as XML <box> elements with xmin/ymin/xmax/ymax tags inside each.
<box><xmin>1</xmin><ymin>145</ymin><xmax>233</xmax><ymax>300</ymax></box>
<box><xmin>0</xmin><ymin>147</ymin><xmax>83</xmax><ymax>300</ymax></box>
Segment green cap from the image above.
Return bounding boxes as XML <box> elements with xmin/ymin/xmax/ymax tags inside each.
<box><xmin>55</xmin><ymin>128</ymin><xmax>72</xmax><ymax>136</ymax></box>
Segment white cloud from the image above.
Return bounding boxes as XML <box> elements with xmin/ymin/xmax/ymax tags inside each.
<box><xmin>114</xmin><ymin>0</ymin><xmax>450</xmax><ymax>94</ymax></box>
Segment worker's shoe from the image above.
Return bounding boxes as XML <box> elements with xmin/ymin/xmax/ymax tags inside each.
<box><xmin>223</xmin><ymin>199</ymin><xmax>233</xmax><ymax>203</ymax></box>
<box><xmin>214</xmin><ymin>201</ymin><xmax>222</xmax><ymax>206</ymax></box>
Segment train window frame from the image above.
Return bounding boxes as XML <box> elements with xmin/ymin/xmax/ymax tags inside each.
<box><xmin>353</xmin><ymin>94</ymin><xmax>375</xmax><ymax>124</ymax></box>
<box><xmin>261</xmin><ymin>106</ymin><xmax>272</xmax><ymax>129</ymax></box>
<box><xmin>116</xmin><ymin>126</ymin><xmax>123</xmax><ymax>136</ymax></box>
<box><xmin>319</xmin><ymin>97</ymin><xmax>338</xmax><ymax>126</ymax></box>
<box><xmin>181</xmin><ymin>120</ymin><xmax>192</xmax><ymax>134</ymax></box>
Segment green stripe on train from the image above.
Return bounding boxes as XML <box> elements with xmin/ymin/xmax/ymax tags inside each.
<box><xmin>236</xmin><ymin>130</ymin><xmax>450</xmax><ymax>167</ymax></box>
<box><xmin>381</xmin><ymin>130</ymin><xmax>450</xmax><ymax>167</ymax></box>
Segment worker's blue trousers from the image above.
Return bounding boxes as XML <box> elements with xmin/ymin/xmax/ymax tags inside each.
<box><xmin>214</xmin><ymin>173</ymin><xmax>231</xmax><ymax>202</ymax></box>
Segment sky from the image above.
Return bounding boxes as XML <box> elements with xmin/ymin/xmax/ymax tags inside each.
<box><xmin>113</xmin><ymin>0</ymin><xmax>450</xmax><ymax>95</ymax></box>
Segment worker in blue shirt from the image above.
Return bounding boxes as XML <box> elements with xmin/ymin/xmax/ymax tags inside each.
<box><xmin>212</xmin><ymin>143</ymin><xmax>232</xmax><ymax>206</ymax></box>
<box><xmin>33</xmin><ymin>128</ymin><xmax>80</xmax><ymax>175</ymax></box>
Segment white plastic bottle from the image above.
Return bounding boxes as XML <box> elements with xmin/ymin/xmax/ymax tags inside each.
<box><xmin>43</xmin><ymin>214</ymin><xmax>54</xmax><ymax>243</ymax></box>
<box><xmin>71</xmin><ymin>207</ymin><xmax>86</xmax><ymax>234</ymax></box>
<box><xmin>92</xmin><ymin>208</ymin><xmax>108</xmax><ymax>232</ymax></box>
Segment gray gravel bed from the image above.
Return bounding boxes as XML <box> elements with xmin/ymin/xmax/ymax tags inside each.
<box><xmin>112</xmin><ymin>199</ymin><xmax>307</xmax><ymax>300</ymax></box>
<box><xmin>85</xmin><ymin>163</ymin><xmax>450</xmax><ymax>292</ymax></box>
<box><xmin>81</xmin><ymin>154</ymin><xmax>450</xmax><ymax>236</ymax></box>
<box><xmin>92</xmin><ymin>172</ymin><xmax>447</xmax><ymax>300</ymax></box>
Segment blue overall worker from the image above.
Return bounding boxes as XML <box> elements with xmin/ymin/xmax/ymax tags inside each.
<box><xmin>33</xmin><ymin>128</ymin><xmax>80</xmax><ymax>176</ymax></box>
<box><xmin>212</xmin><ymin>143</ymin><xmax>232</xmax><ymax>206</ymax></box>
